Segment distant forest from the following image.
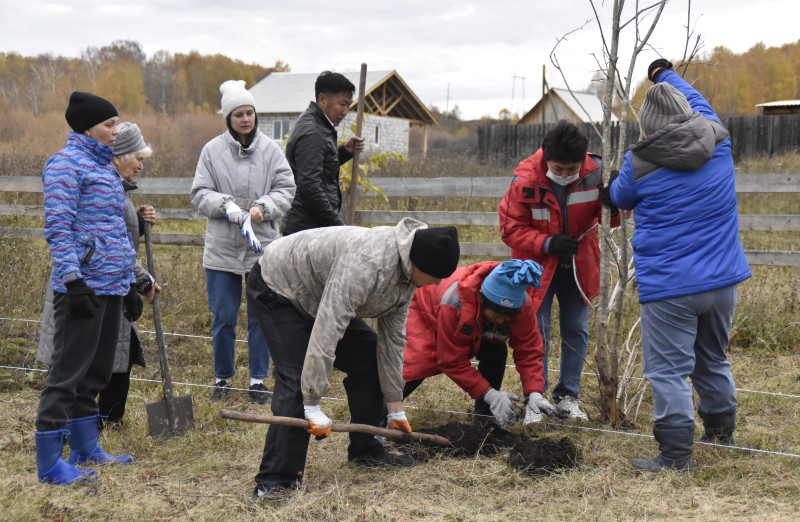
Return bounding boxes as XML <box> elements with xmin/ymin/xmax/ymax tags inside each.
<box><xmin>0</xmin><ymin>40</ymin><xmax>288</xmax><ymax>115</ymax></box>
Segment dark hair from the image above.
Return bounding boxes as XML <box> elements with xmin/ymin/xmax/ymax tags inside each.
<box><xmin>226</xmin><ymin>111</ymin><xmax>259</xmax><ymax>147</ymax></box>
<box><xmin>315</xmin><ymin>71</ymin><xmax>355</xmax><ymax>102</ymax></box>
<box><xmin>479</xmin><ymin>292</ymin><xmax>521</xmax><ymax>317</ymax></box>
<box><xmin>541</xmin><ymin>120</ymin><xmax>588</xmax><ymax>164</ymax></box>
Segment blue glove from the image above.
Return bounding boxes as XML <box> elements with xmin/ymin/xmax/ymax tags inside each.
<box><xmin>223</xmin><ymin>201</ymin><xmax>244</xmax><ymax>226</ymax></box>
<box><xmin>241</xmin><ymin>213</ymin><xmax>262</xmax><ymax>253</ymax></box>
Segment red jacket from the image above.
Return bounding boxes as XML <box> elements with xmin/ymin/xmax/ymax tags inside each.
<box><xmin>402</xmin><ymin>261</ymin><xmax>546</xmax><ymax>399</ymax></box>
<box><xmin>498</xmin><ymin>149</ymin><xmax>619</xmax><ymax>310</ymax></box>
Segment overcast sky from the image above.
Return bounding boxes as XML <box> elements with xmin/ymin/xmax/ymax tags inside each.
<box><xmin>1</xmin><ymin>0</ymin><xmax>795</xmax><ymax>120</ymax></box>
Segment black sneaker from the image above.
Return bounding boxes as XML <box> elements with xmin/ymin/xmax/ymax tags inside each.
<box><xmin>252</xmin><ymin>484</ymin><xmax>294</xmax><ymax>502</ymax></box>
<box><xmin>249</xmin><ymin>383</ymin><xmax>271</xmax><ymax>405</ymax></box>
<box><xmin>349</xmin><ymin>450</ymin><xmax>415</xmax><ymax>468</ymax></box>
<box><xmin>210</xmin><ymin>380</ymin><xmax>232</xmax><ymax>402</ymax></box>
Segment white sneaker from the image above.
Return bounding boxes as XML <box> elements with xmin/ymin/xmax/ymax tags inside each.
<box><xmin>556</xmin><ymin>396</ymin><xmax>589</xmax><ymax>421</ymax></box>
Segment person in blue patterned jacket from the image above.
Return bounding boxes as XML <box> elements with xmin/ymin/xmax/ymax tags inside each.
<box><xmin>609</xmin><ymin>60</ymin><xmax>752</xmax><ymax>472</ymax></box>
<box><xmin>34</xmin><ymin>92</ymin><xmax>141</xmax><ymax>485</ymax></box>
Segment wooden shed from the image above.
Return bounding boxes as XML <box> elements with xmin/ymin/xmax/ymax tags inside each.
<box><xmin>517</xmin><ymin>88</ymin><xmax>617</xmax><ymax>125</ymax></box>
<box><xmin>756</xmin><ymin>100</ymin><xmax>800</xmax><ymax>115</ymax></box>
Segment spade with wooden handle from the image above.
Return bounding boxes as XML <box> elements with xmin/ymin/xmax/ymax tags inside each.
<box><xmin>143</xmin><ymin>222</ymin><xmax>194</xmax><ymax>438</ymax></box>
<box><xmin>219</xmin><ymin>410</ymin><xmax>450</xmax><ymax>447</ymax></box>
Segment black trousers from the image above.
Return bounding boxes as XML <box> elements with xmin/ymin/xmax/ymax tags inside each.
<box><xmin>405</xmin><ymin>339</ymin><xmax>508</xmax><ymax>417</ymax></box>
<box><xmin>97</xmin><ymin>327</ymin><xmax>137</xmax><ymax>424</ymax></box>
<box><xmin>245</xmin><ymin>264</ymin><xmax>384</xmax><ymax>489</ymax></box>
<box><xmin>36</xmin><ymin>291</ymin><xmax>122</xmax><ymax>431</ymax></box>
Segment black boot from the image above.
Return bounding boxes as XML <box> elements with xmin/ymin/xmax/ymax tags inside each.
<box><xmin>698</xmin><ymin>408</ymin><xmax>736</xmax><ymax>445</ymax></box>
<box><xmin>631</xmin><ymin>425</ymin><xmax>694</xmax><ymax>472</ymax></box>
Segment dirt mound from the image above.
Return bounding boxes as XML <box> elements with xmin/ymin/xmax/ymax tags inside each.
<box><xmin>410</xmin><ymin>422</ymin><xmax>578</xmax><ymax>477</ymax></box>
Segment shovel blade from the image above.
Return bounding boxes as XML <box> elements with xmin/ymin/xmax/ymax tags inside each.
<box><xmin>146</xmin><ymin>395</ymin><xmax>194</xmax><ymax>438</ymax></box>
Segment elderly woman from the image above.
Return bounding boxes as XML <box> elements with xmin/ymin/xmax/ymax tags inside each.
<box><xmin>35</xmin><ymin>92</ymin><xmax>140</xmax><ymax>485</ymax></box>
<box><xmin>191</xmin><ymin>80</ymin><xmax>295</xmax><ymax>404</ymax></box>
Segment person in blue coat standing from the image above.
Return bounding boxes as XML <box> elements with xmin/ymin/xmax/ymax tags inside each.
<box><xmin>608</xmin><ymin>59</ymin><xmax>752</xmax><ymax>472</ymax></box>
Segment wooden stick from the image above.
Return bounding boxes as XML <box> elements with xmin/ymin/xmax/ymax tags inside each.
<box><xmin>219</xmin><ymin>410</ymin><xmax>450</xmax><ymax>447</ymax></box>
<box><xmin>345</xmin><ymin>63</ymin><xmax>368</xmax><ymax>225</ymax></box>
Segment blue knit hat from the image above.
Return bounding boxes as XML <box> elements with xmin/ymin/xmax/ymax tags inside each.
<box><xmin>480</xmin><ymin>259</ymin><xmax>543</xmax><ymax>310</ymax></box>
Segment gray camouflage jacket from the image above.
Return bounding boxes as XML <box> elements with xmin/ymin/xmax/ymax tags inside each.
<box><xmin>260</xmin><ymin>217</ymin><xmax>427</xmax><ymax>404</ymax></box>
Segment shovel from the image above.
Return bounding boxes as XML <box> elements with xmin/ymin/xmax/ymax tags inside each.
<box><xmin>219</xmin><ymin>410</ymin><xmax>451</xmax><ymax>447</ymax></box>
<box><xmin>143</xmin><ymin>222</ymin><xmax>194</xmax><ymax>438</ymax></box>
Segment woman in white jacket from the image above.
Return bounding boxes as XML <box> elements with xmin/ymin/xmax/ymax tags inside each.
<box><xmin>191</xmin><ymin>80</ymin><xmax>296</xmax><ymax>404</ymax></box>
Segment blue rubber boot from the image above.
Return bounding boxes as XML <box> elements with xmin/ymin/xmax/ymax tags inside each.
<box><xmin>36</xmin><ymin>428</ymin><xmax>95</xmax><ymax>484</ymax></box>
<box><xmin>66</xmin><ymin>415</ymin><xmax>134</xmax><ymax>465</ymax></box>
<box><xmin>631</xmin><ymin>425</ymin><xmax>694</xmax><ymax>472</ymax></box>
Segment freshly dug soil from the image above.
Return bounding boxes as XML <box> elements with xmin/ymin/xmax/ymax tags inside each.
<box><xmin>409</xmin><ymin>422</ymin><xmax>578</xmax><ymax>477</ymax></box>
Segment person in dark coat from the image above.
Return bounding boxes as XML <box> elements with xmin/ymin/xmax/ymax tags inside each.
<box><xmin>281</xmin><ymin>71</ymin><xmax>365</xmax><ymax>235</ymax></box>
<box><xmin>610</xmin><ymin>59</ymin><xmax>752</xmax><ymax>472</ymax></box>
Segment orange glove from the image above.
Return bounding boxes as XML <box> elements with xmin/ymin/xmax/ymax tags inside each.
<box><xmin>303</xmin><ymin>405</ymin><xmax>331</xmax><ymax>438</ymax></box>
<box><xmin>386</xmin><ymin>411</ymin><xmax>412</xmax><ymax>441</ymax></box>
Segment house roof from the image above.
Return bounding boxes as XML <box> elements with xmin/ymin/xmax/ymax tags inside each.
<box><xmin>755</xmin><ymin>100</ymin><xmax>800</xmax><ymax>108</ymax></box>
<box><xmin>249</xmin><ymin>70</ymin><xmax>438</xmax><ymax>125</ymax></box>
<box><xmin>519</xmin><ymin>88</ymin><xmax>617</xmax><ymax>123</ymax></box>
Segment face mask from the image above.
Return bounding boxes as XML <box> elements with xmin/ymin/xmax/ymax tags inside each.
<box><xmin>546</xmin><ymin>170</ymin><xmax>579</xmax><ymax>186</ymax></box>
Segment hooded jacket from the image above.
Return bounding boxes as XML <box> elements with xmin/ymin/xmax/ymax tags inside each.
<box><xmin>260</xmin><ymin>218</ymin><xmax>425</xmax><ymax>405</ymax></box>
<box><xmin>402</xmin><ymin>262</ymin><xmax>546</xmax><ymax>399</ymax></box>
<box><xmin>191</xmin><ymin>130</ymin><xmax>295</xmax><ymax>274</ymax></box>
<box><xmin>610</xmin><ymin>69</ymin><xmax>751</xmax><ymax>303</ymax></box>
<box><xmin>499</xmin><ymin>151</ymin><xmax>620</xmax><ymax>309</ymax></box>
<box><xmin>43</xmin><ymin>133</ymin><xmax>135</xmax><ymax>294</ymax></box>
<box><xmin>281</xmin><ymin>101</ymin><xmax>353</xmax><ymax>235</ymax></box>
<box><xmin>38</xmin><ymin>178</ymin><xmax>149</xmax><ymax>371</ymax></box>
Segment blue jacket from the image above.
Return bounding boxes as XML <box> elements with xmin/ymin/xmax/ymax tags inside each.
<box><xmin>610</xmin><ymin>70</ymin><xmax>751</xmax><ymax>303</ymax></box>
<box><xmin>43</xmin><ymin>133</ymin><xmax>135</xmax><ymax>295</ymax></box>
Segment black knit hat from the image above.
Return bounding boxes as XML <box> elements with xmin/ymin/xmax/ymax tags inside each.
<box><xmin>410</xmin><ymin>226</ymin><xmax>460</xmax><ymax>278</ymax></box>
<box><xmin>65</xmin><ymin>91</ymin><xmax>118</xmax><ymax>133</ymax></box>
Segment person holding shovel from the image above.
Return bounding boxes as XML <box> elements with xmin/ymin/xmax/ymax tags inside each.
<box><xmin>37</xmin><ymin>122</ymin><xmax>160</xmax><ymax>430</ymax></box>
<box><xmin>402</xmin><ymin>259</ymin><xmax>558</xmax><ymax>428</ymax></box>
<box><xmin>281</xmin><ymin>70</ymin><xmax>365</xmax><ymax>235</ymax></box>
<box><xmin>35</xmin><ymin>92</ymin><xmax>140</xmax><ymax>485</ymax></box>
<box><xmin>610</xmin><ymin>59</ymin><xmax>751</xmax><ymax>472</ymax></box>
<box><xmin>499</xmin><ymin>120</ymin><xmax>620</xmax><ymax>421</ymax></box>
<box><xmin>191</xmin><ymin>79</ymin><xmax>296</xmax><ymax>405</ymax></box>
<box><xmin>244</xmin><ymin>218</ymin><xmax>459</xmax><ymax>498</ymax></box>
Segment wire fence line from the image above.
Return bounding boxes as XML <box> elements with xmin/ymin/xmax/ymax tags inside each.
<box><xmin>3</xmin><ymin>315</ymin><xmax>799</xmax><ymax>400</ymax></box>
<box><xmin>1</xmin><ymin>362</ymin><xmax>799</xmax><ymax>459</ymax></box>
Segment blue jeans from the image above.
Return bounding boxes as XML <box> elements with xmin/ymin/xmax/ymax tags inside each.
<box><xmin>206</xmin><ymin>269</ymin><xmax>269</xmax><ymax>380</ymax></box>
<box><xmin>641</xmin><ymin>285</ymin><xmax>738</xmax><ymax>429</ymax></box>
<box><xmin>536</xmin><ymin>266</ymin><xmax>590</xmax><ymax>400</ymax></box>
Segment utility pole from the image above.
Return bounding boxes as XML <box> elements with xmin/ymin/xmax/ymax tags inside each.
<box><xmin>445</xmin><ymin>82</ymin><xmax>450</xmax><ymax>124</ymax></box>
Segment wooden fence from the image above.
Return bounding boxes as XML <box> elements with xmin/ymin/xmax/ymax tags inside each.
<box><xmin>1</xmin><ymin>174</ymin><xmax>799</xmax><ymax>266</ymax></box>
<box><xmin>478</xmin><ymin>114</ymin><xmax>800</xmax><ymax>164</ymax></box>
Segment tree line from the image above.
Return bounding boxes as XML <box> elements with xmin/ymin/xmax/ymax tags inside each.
<box><xmin>629</xmin><ymin>40</ymin><xmax>800</xmax><ymax>118</ymax></box>
<box><xmin>0</xmin><ymin>40</ymin><xmax>289</xmax><ymax>116</ymax></box>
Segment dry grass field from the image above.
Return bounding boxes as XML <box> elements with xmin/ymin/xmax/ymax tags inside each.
<box><xmin>1</xmin><ymin>152</ymin><xmax>799</xmax><ymax>520</ymax></box>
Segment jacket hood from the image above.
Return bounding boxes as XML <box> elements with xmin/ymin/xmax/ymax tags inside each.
<box><xmin>67</xmin><ymin>132</ymin><xmax>114</xmax><ymax>165</ymax></box>
<box><xmin>224</xmin><ymin>128</ymin><xmax>262</xmax><ymax>158</ymax></box>
<box><xmin>121</xmin><ymin>178</ymin><xmax>138</xmax><ymax>193</ymax></box>
<box><xmin>631</xmin><ymin>112</ymin><xmax>716</xmax><ymax>172</ymax></box>
<box><xmin>394</xmin><ymin>217</ymin><xmax>428</xmax><ymax>279</ymax></box>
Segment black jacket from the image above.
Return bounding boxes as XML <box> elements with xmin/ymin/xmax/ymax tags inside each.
<box><xmin>282</xmin><ymin>101</ymin><xmax>353</xmax><ymax>235</ymax></box>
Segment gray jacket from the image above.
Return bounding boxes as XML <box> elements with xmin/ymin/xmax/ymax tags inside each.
<box><xmin>260</xmin><ymin>217</ymin><xmax>427</xmax><ymax>405</ymax></box>
<box><xmin>191</xmin><ymin>130</ymin><xmax>295</xmax><ymax>274</ymax></box>
<box><xmin>38</xmin><ymin>179</ymin><xmax>150</xmax><ymax>372</ymax></box>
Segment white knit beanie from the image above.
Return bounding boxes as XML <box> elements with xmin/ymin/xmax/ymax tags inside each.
<box><xmin>639</xmin><ymin>82</ymin><xmax>693</xmax><ymax>136</ymax></box>
<box><xmin>220</xmin><ymin>80</ymin><xmax>256</xmax><ymax>118</ymax></box>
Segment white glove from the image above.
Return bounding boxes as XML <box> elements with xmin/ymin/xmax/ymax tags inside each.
<box><xmin>223</xmin><ymin>201</ymin><xmax>244</xmax><ymax>226</ymax></box>
<box><xmin>483</xmin><ymin>388</ymin><xmax>523</xmax><ymax>428</ymax></box>
<box><xmin>524</xmin><ymin>392</ymin><xmax>558</xmax><ymax>425</ymax></box>
<box><xmin>303</xmin><ymin>404</ymin><xmax>332</xmax><ymax>438</ymax></box>
<box><xmin>241</xmin><ymin>213</ymin><xmax>262</xmax><ymax>252</ymax></box>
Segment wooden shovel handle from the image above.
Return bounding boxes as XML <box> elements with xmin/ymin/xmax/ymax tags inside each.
<box><xmin>219</xmin><ymin>410</ymin><xmax>450</xmax><ymax>447</ymax></box>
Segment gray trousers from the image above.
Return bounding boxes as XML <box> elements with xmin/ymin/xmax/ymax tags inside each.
<box><xmin>640</xmin><ymin>285</ymin><xmax>738</xmax><ymax>429</ymax></box>
<box><xmin>36</xmin><ymin>291</ymin><xmax>122</xmax><ymax>431</ymax></box>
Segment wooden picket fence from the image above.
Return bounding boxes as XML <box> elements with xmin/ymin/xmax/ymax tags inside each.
<box><xmin>1</xmin><ymin>174</ymin><xmax>799</xmax><ymax>266</ymax></box>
